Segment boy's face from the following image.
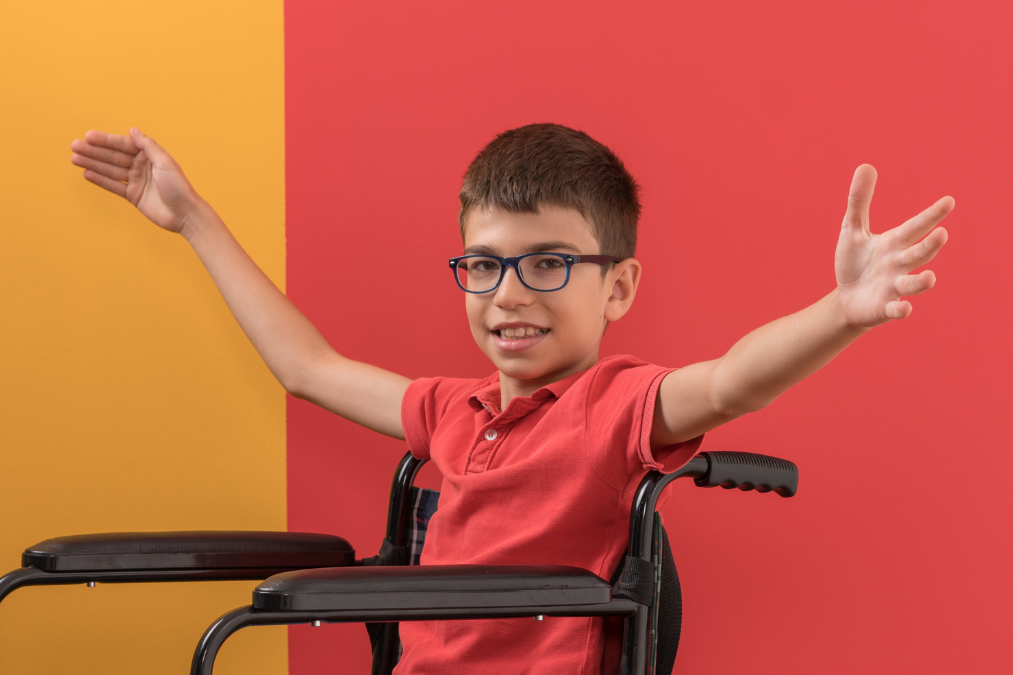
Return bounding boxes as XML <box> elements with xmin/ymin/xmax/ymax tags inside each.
<box><xmin>460</xmin><ymin>205</ymin><xmax>641</xmax><ymax>389</ymax></box>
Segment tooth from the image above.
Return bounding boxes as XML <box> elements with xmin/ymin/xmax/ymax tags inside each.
<box><xmin>503</xmin><ymin>328</ymin><xmax>515</xmax><ymax>337</ymax></box>
<box><xmin>525</xmin><ymin>327</ymin><xmax>534</xmax><ymax>336</ymax></box>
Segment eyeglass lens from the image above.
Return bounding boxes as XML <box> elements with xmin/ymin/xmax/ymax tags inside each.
<box><xmin>456</xmin><ymin>255</ymin><xmax>568</xmax><ymax>292</ymax></box>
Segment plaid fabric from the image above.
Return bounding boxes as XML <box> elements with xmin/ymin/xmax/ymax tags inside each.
<box><xmin>408</xmin><ymin>487</ymin><xmax>440</xmax><ymax>566</ymax></box>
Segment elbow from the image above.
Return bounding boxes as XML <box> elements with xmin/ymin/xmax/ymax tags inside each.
<box><xmin>278</xmin><ymin>370</ymin><xmax>311</xmax><ymax>400</ymax></box>
<box><xmin>278</xmin><ymin>352</ymin><xmax>341</xmax><ymax>402</ymax></box>
<box><xmin>280</xmin><ymin>379</ymin><xmax>304</xmax><ymax>399</ymax></box>
<box><xmin>285</xmin><ymin>385</ymin><xmax>309</xmax><ymax>401</ymax></box>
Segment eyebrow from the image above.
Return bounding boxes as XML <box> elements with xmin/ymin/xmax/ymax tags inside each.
<box><xmin>463</xmin><ymin>240</ymin><xmax>584</xmax><ymax>256</ymax></box>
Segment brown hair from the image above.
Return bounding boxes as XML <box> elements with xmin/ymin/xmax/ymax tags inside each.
<box><xmin>459</xmin><ymin>123</ymin><xmax>640</xmax><ymax>262</ymax></box>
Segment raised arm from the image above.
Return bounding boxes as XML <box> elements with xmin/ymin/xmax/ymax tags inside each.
<box><xmin>652</xmin><ymin>165</ymin><xmax>952</xmax><ymax>446</ymax></box>
<box><xmin>71</xmin><ymin>128</ymin><xmax>410</xmax><ymax>439</ymax></box>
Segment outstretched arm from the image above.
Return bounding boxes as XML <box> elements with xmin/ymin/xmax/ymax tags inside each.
<box><xmin>71</xmin><ymin>128</ymin><xmax>410</xmax><ymax>439</ymax></box>
<box><xmin>652</xmin><ymin>165</ymin><xmax>952</xmax><ymax>446</ymax></box>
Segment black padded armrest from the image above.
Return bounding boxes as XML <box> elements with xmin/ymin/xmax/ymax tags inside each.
<box><xmin>253</xmin><ymin>564</ymin><xmax>611</xmax><ymax>611</ymax></box>
<box><xmin>23</xmin><ymin>531</ymin><xmax>355</xmax><ymax>572</ymax></box>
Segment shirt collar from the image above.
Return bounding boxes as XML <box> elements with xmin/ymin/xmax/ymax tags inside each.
<box><xmin>467</xmin><ymin>363</ymin><xmax>594</xmax><ymax>417</ymax></box>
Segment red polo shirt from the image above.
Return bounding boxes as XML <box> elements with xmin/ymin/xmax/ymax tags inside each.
<box><xmin>396</xmin><ymin>354</ymin><xmax>703</xmax><ymax>675</ymax></box>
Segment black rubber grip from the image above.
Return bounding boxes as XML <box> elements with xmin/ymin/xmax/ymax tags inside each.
<box><xmin>694</xmin><ymin>451</ymin><xmax>798</xmax><ymax>497</ymax></box>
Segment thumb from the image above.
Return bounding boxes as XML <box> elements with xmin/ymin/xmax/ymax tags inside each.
<box><xmin>130</xmin><ymin>127</ymin><xmax>173</xmax><ymax>165</ymax></box>
<box><xmin>842</xmin><ymin>164</ymin><xmax>877</xmax><ymax>234</ymax></box>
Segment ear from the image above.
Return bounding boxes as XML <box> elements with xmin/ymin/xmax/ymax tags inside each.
<box><xmin>603</xmin><ymin>258</ymin><xmax>642</xmax><ymax>322</ymax></box>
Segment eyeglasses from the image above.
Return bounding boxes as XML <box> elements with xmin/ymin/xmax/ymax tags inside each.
<box><xmin>448</xmin><ymin>253</ymin><xmax>620</xmax><ymax>293</ymax></box>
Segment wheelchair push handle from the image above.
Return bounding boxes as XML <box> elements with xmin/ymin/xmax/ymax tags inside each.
<box><xmin>696</xmin><ymin>451</ymin><xmax>798</xmax><ymax>497</ymax></box>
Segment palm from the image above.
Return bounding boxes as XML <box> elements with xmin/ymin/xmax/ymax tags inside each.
<box><xmin>71</xmin><ymin>129</ymin><xmax>199</xmax><ymax>234</ymax></box>
<box><xmin>835</xmin><ymin>165</ymin><xmax>952</xmax><ymax>327</ymax></box>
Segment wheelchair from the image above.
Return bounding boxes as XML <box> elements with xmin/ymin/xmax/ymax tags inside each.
<box><xmin>1</xmin><ymin>449</ymin><xmax>798</xmax><ymax>675</ymax></box>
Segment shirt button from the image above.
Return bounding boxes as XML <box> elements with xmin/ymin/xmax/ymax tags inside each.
<box><xmin>484</xmin><ymin>429</ymin><xmax>498</xmax><ymax>441</ymax></box>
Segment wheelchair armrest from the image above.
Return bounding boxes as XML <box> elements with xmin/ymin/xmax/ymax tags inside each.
<box><xmin>252</xmin><ymin>564</ymin><xmax>618</xmax><ymax>614</ymax></box>
<box><xmin>1</xmin><ymin>532</ymin><xmax>355</xmax><ymax>605</ymax></box>
<box><xmin>23</xmin><ymin>531</ymin><xmax>355</xmax><ymax>572</ymax></box>
<box><xmin>191</xmin><ymin>566</ymin><xmax>636</xmax><ymax>675</ymax></box>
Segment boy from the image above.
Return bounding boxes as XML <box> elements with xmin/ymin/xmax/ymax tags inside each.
<box><xmin>69</xmin><ymin>123</ymin><xmax>951</xmax><ymax>674</ymax></box>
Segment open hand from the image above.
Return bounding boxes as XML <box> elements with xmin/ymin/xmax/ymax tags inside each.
<box><xmin>70</xmin><ymin>128</ymin><xmax>202</xmax><ymax>236</ymax></box>
<box><xmin>835</xmin><ymin>165</ymin><xmax>951</xmax><ymax>327</ymax></box>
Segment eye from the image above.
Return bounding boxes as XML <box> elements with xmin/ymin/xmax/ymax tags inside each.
<box><xmin>470</xmin><ymin>259</ymin><xmax>500</xmax><ymax>273</ymax></box>
<box><xmin>535</xmin><ymin>257</ymin><xmax>565</xmax><ymax>270</ymax></box>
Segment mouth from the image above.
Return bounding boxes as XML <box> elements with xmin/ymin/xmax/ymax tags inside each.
<box><xmin>492</xmin><ymin>326</ymin><xmax>550</xmax><ymax>340</ymax></box>
<box><xmin>490</xmin><ymin>326</ymin><xmax>550</xmax><ymax>352</ymax></box>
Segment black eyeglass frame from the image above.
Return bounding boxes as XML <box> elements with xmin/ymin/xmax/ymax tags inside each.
<box><xmin>448</xmin><ymin>253</ymin><xmax>621</xmax><ymax>294</ymax></box>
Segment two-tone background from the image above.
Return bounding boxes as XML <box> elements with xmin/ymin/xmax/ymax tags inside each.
<box><xmin>2</xmin><ymin>1</ymin><xmax>1010</xmax><ymax>673</ymax></box>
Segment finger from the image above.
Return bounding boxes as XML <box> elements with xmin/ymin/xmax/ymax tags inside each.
<box><xmin>885</xmin><ymin>300</ymin><xmax>912</xmax><ymax>320</ymax></box>
<box><xmin>82</xmin><ymin>169</ymin><xmax>127</xmax><ymax>198</ymax></box>
<box><xmin>129</xmin><ymin>127</ymin><xmax>174</xmax><ymax>165</ymax></box>
<box><xmin>83</xmin><ymin>130</ymin><xmax>139</xmax><ymax>154</ymax></box>
<box><xmin>70</xmin><ymin>139</ymin><xmax>136</xmax><ymax>168</ymax></box>
<box><xmin>842</xmin><ymin>164</ymin><xmax>877</xmax><ymax>234</ymax></box>
<box><xmin>895</xmin><ymin>270</ymin><xmax>936</xmax><ymax>297</ymax></box>
<box><xmin>899</xmin><ymin>226</ymin><xmax>948</xmax><ymax>269</ymax></box>
<box><xmin>71</xmin><ymin>152</ymin><xmax>130</xmax><ymax>182</ymax></box>
<box><xmin>893</xmin><ymin>196</ymin><xmax>954</xmax><ymax>246</ymax></box>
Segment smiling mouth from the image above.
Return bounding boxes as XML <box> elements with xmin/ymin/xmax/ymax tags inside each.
<box><xmin>493</xmin><ymin>327</ymin><xmax>550</xmax><ymax>340</ymax></box>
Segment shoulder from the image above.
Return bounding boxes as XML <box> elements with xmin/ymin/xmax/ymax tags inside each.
<box><xmin>578</xmin><ymin>354</ymin><xmax>673</xmax><ymax>400</ymax></box>
<box><xmin>404</xmin><ymin>371</ymin><xmax>496</xmax><ymax>416</ymax></box>
<box><xmin>401</xmin><ymin>371</ymin><xmax>497</xmax><ymax>460</ymax></box>
<box><xmin>578</xmin><ymin>355</ymin><xmax>685</xmax><ymax>480</ymax></box>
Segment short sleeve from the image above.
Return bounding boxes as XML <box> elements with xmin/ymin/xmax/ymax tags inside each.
<box><xmin>642</xmin><ymin>369</ymin><xmax>704</xmax><ymax>473</ymax></box>
<box><xmin>400</xmin><ymin>377</ymin><xmax>443</xmax><ymax>460</ymax></box>
<box><xmin>583</xmin><ymin>356</ymin><xmax>704</xmax><ymax>487</ymax></box>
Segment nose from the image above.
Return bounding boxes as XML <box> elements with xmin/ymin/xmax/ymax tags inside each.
<box><xmin>493</xmin><ymin>264</ymin><xmax>533</xmax><ymax>309</ymax></box>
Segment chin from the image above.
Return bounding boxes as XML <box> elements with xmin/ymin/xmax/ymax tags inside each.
<box><xmin>497</xmin><ymin>363</ymin><xmax>547</xmax><ymax>381</ymax></box>
<box><xmin>483</xmin><ymin>348</ymin><xmax>551</xmax><ymax>380</ymax></box>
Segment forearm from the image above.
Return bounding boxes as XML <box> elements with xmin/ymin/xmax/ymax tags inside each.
<box><xmin>654</xmin><ymin>166</ymin><xmax>950</xmax><ymax>446</ymax></box>
<box><xmin>181</xmin><ymin>200</ymin><xmax>339</xmax><ymax>394</ymax></box>
<box><xmin>71</xmin><ymin>127</ymin><xmax>411</xmax><ymax>434</ymax></box>
<box><xmin>709</xmin><ymin>289</ymin><xmax>868</xmax><ymax>414</ymax></box>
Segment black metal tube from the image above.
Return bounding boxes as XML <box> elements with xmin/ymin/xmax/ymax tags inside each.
<box><xmin>375</xmin><ymin>452</ymin><xmax>427</xmax><ymax>675</ymax></box>
<box><xmin>191</xmin><ymin>607</ymin><xmax>262</xmax><ymax>675</ymax></box>
<box><xmin>192</xmin><ymin>600</ymin><xmax>638</xmax><ymax>675</ymax></box>
<box><xmin>0</xmin><ymin>566</ymin><xmax>292</xmax><ymax>606</ymax></box>
<box><xmin>384</xmin><ymin>452</ymin><xmax>427</xmax><ymax>546</ymax></box>
<box><xmin>621</xmin><ymin>455</ymin><xmax>710</xmax><ymax>675</ymax></box>
<box><xmin>0</xmin><ymin>567</ymin><xmax>48</xmax><ymax>604</ymax></box>
<box><xmin>370</xmin><ymin>622</ymin><xmax>401</xmax><ymax>675</ymax></box>
<box><xmin>628</xmin><ymin>457</ymin><xmax>709</xmax><ymax>562</ymax></box>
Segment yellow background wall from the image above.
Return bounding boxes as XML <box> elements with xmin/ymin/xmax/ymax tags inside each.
<box><xmin>0</xmin><ymin>2</ymin><xmax>288</xmax><ymax>674</ymax></box>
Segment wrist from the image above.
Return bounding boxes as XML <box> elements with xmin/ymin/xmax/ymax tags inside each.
<box><xmin>179</xmin><ymin>198</ymin><xmax>220</xmax><ymax>244</ymax></box>
<box><xmin>828</xmin><ymin>288</ymin><xmax>872</xmax><ymax>336</ymax></box>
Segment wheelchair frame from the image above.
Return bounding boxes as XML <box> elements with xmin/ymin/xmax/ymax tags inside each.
<box><xmin>1</xmin><ymin>450</ymin><xmax>797</xmax><ymax>675</ymax></box>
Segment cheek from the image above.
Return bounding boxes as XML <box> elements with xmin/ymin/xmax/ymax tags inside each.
<box><xmin>464</xmin><ymin>298</ymin><xmax>486</xmax><ymax>334</ymax></box>
<box><xmin>552</xmin><ymin>296</ymin><xmax>602</xmax><ymax>339</ymax></box>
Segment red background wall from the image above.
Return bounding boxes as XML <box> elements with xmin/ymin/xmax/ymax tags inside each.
<box><xmin>285</xmin><ymin>1</ymin><xmax>1012</xmax><ymax>672</ymax></box>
